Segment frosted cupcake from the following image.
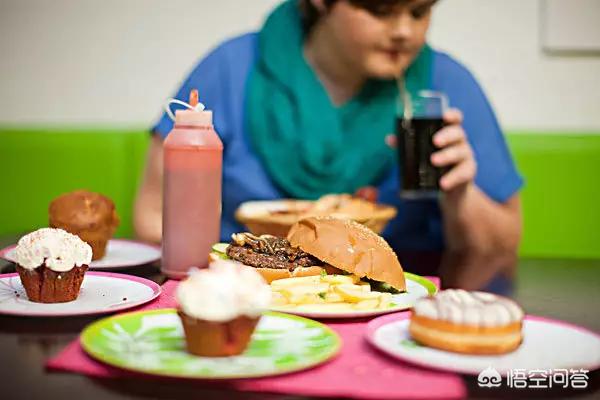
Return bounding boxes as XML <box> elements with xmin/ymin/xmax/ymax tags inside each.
<box><xmin>176</xmin><ymin>260</ymin><xmax>271</xmax><ymax>357</ymax></box>
<box><xmin>14</xmin><ymin>228</ymin><xmax>92</xmax><ymax>303</ymax></box>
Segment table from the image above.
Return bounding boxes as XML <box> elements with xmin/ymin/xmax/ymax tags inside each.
<box><xmin>0</xmin><ymin>234</ymin><xmax>598</xmax><ymax>399</ymax></box>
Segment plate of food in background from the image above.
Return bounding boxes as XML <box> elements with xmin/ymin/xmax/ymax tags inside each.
<box><xmin>235</xmin><ymin>193</ymin><xmax>397</xmax><ymax>237</ymax></box>
<box><xmin>0</xmin><ymin>190</ymin><xmax>160</xmax><ymax>269</ymax></box>
<box><xmin>210</xmin><ymin>216</ymin><xmax>437</xmax><ymax>319</ymax></box>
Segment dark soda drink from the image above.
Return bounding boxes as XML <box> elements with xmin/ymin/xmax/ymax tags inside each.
<box><xmin>397</xmin><ymin>117</ymin><xmax>444</xmax><ymax>198</ymax></box>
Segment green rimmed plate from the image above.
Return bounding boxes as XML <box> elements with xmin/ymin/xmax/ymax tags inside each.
<box><xmin>271</xmin><ymin>272</ymin><xmax>438</xmax><ymax>319</ymax></box>
<box><xmin>81</xmin><ymin>309</ymin><xmax>341</xmax><ymax>379</ymax></box>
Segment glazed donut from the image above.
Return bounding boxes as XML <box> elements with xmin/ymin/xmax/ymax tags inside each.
<box><xmin>409</xmin><ymin>289</ymin><xmax>524</xmax><ymax>355</ymax></box>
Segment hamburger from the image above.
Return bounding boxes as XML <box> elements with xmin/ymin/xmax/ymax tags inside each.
<box><xmin>210</xmin><ymin>216</ymin><xmax>406</xmax><ymax>292</ymax></box>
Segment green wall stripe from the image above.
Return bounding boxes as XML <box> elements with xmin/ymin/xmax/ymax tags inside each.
<box><xmin>1</xmin><ymin>128</ymin><xmax>598</xmax><ymax>259</ymax></box>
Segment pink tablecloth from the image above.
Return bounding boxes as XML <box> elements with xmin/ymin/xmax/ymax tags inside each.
<box><xmin>46</xmin><ymin>277</ymin><xmax>466</xmax><ymax>399</ymax></box>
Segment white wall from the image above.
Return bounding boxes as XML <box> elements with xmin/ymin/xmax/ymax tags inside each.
<box><xmin>428</xmin><ymin>0</ymin><xmax>600</xmax><ymax>131</ymax></box>
<box><xmin>1</xmin><ymin>0</ymin><xmax>599</xmax><ymax>130</ymax></box>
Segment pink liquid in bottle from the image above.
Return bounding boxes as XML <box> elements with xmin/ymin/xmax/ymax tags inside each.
<box><xmin>162</xmin><ymin>90</ymin><xmax>223</xmax><ymax>279</ymax></box>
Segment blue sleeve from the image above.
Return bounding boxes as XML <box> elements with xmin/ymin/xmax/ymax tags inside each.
<box><xmin>151</xmin><ymin>44</ymin><xmax>231</xmax><ymax>144</ymax></box>
<box><xmin>433</xmin><ymin>52</ymin><xmax>524</xmax><ymax>203</ymax></box>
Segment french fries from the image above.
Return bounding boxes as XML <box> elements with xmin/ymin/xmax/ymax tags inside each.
<box><xmin>270</xmin><ymin>274</ymin><xmax>395</xmax><ymax>312</ymax></box>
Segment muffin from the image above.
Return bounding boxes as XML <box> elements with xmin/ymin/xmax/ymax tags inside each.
<box><xmin>176</xmin><ymin>260</ymin><xmax>271</xmax><ymax>357</ymax></box>
<box><xmin>14</xmin><ymin>228</ymin><xmax>92</xmax><ymax>303</ymax></box>
<box><xmin>409</xmin><ymin>289</ymin><xmax>524</xmax><ymax>355</ymax></box>
<box><xmin>49</xmin><ymin>190</ymin><xmax>120</xmax><ymax>260</ymax></box>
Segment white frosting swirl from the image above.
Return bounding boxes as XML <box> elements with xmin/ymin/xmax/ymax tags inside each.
<box><xmin>413</xmin><ymin>289</ymin><xmax>524</xmax><ymax>327</ymax></box>
<box><xmin>14</xmin><ymin>228</ymin><xmax>92</xmax><ymax>272</ymax></box>
<box><xmin>176</xmin><ymin>260</ymin><xmax>271</xmax><ymax>322</ymax></box>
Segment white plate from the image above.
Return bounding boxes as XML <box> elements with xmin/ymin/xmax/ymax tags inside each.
<box><xmin>0</xmin><ymin>271</ymin><xmax>161</xmax><ymax>317</ymax></box>
<box><xmin>0</xmin><ymin>239</ymin><xmax>161</xmax><ymax>270</ymax></box>
<box><xmin>366</xmin><ymin>313</ymin><xmax>600</xmax><ymax>375</ymax></box>
<box><xmin>270</xmin><ymin>273</ymin><xmax>437</xmax><ymax>319</ymax></box>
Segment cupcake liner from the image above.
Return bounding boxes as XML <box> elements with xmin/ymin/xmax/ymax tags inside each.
<box><xmin>177</xmin><ymin>311</ymin><xmax>260</xmax><ymax>357</ymax></box>
<box><xmin>16</xmin><ymin>264</ymin><xmax>88</xmax><ymax>303</ymax></box>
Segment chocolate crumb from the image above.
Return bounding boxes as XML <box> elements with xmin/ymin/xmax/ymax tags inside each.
<box><xmin>122</xmin><ymin>297</ymin><xmax>127</xmax><ymax>301</ymax></box>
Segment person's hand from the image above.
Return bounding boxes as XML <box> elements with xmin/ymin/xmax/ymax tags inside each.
<box><xmin>385</xmin><ymin>109</ymin><xmax>476</xmax><ymax>192</ymax></box>
<box><xmin>431</xmin><ymin>109</ymin><xmax>476</xmax><ymax>192</ymax></box>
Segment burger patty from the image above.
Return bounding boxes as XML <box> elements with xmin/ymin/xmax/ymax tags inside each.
<box><xmin>226</xmin><ymin>235</ymin><xmax>321</xmax><ymax>271</ymax></box>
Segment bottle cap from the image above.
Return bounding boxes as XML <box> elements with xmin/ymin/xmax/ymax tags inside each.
<box><xmin>165</xmin><ymin>89</ymin><xmax>213</xmax><ymax>126</ymax></box>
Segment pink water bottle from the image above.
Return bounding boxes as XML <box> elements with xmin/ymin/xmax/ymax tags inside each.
<box><xmin>162</xmin><ymin>89</ymin><xmax>223</xmax><ymax>279</ymax></box>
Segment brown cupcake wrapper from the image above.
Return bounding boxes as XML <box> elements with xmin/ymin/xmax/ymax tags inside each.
<box><xmin>177</xmin><ymin>311</ymin><xmax>260</xmax><ymax>357</ymax></box>
<box><xmin>16</xmin><ymin>264</ymin><xmax>88</xmax><ymax>303</ymax></box>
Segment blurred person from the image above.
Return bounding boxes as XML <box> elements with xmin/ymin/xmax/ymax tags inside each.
<box><xmin>134</xmin><ymin>0</ymin><xmax>522</xmax><ymax>292</ymax></box>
